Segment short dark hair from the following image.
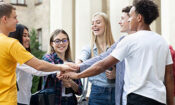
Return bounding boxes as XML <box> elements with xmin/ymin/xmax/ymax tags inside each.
<box><xmin>133</xmin><ymin>0</ymin><xmax>159</xmax><ymax>25</ymax></box>
<box><xmin>122</xmin><ymin>6</ymin><xmax>132</xmax><ymax>13</ymax></box>
<box><xmin>9</xmin><ymin>24</ymin><xmax>31</xmax><ymax>52</ymax></box>
<box><xmin>0</xmin><ymin>2</ymin><xmax>16</xmax><ymax>18</ymax></box>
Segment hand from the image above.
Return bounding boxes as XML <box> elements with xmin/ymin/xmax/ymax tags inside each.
<box><xmin>106</xmin><ymin>67</ymin><xmax>116</xmax><ymax>79</ymax></box>
<box><xmin>57</xmin><ymin>71</ymin><xmax>69</xmax><ymax>80</ymax></box>
<box><xmin>65</xmin><ymin>62</ymin><xmax>80</xmax><ymax>71</ymax></box>
<box><xmin>61</xmin><ymin>72</ymin><xmax>79</xmax><ymax>79</ymax></box>
<box><xmin>58</xmin><ymin>63</ymin><xmax>79</xmax><ymax>72</ymax></box>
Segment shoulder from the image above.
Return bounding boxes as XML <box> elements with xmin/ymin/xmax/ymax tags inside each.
<box><xmin>42</xmin><ymin>53</ymin><xmax>53</xmax><ymax>61</ymax></box>
<box><xmin>82</xmin><ymin>45</ymin><xmax>91</xmax><ymax>51</ymax></box>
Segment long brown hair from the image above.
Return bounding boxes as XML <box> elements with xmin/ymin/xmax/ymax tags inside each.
<box><xmin>49</xmin><ymin>29</ymin><xmax>72</xmax><ymax>61</ymax></box>
<box><xmin>90</xmin><ymin>12</ymin><xmax>115</xmax><ymax>57</ymax></box>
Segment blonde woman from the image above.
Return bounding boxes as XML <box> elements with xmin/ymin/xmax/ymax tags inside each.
<box><xmin>77</xmin><ymin>12</ymin><xmax>116</xmax><ymax>105</ymax></box>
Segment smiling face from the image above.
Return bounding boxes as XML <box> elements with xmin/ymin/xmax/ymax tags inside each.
<box><xmin>128</xmin><ymin>7</ymin><xmax>139</xmax><ymax>31</ymax></box>
<box><xmin>118</xmin><ymin>12</ymin><xmax>130</xmax><ymax>33</ymax></box>
<box><xmin>51</xmin><ymin>33</ymin><xmax>69</xmax><ymax>54</ymax></box>
<box><xmin>91</xmin><ymin>15</ymin><xmax>105</xmax><ymax>36</ymax></box>
<box><xmin>5</xmin><ymin>10</ymin><xmax>18</xmax><ymax>32</ymax></box>
<box><xmin>22</xmin><ymin>28</ymin><xmax>30</xmax><ymax>49</ymax></box>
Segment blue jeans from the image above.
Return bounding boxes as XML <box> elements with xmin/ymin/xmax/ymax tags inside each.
<box><xmin>89</xmin><ymin>85</ymin><xmax>115</xmax><ymax>105</ymax></box>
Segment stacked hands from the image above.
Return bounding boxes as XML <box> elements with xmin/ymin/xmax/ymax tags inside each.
<box><xmin>58</xmin><ymin>62</ymin><xmax>80</xmax><ymax>80</ymax></box>
<box><xmin>58</xmin><ymin>62</ymin><xmax>116</xmax><ymax>80</ymax></box>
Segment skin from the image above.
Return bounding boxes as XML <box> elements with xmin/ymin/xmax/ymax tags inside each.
<box><xmin>91</xmin><ymin>15</ymin><xmax>105</xmax><ymax>37</ymax></box>
<box><xmin>0</xmin><ymin>10</ymin><xmax>18</xmax><ymax>35</ymax></box>
<box><xmin>52</xmin><ymin>33</ymin><xmax>79</xmax><ymax>92</ymax></box>
<box><xmin>61</xmin><ymin>12</ymin><xmax>132</xmax><ymax>79</ymax></box>
<box><xmin>63</xmin><ymin>6</ymin><xmax>174</xmax><ymax>105</ymax></box>
<box><xmin>22</xmin><ymin>28</ymin><xmax>30</xmax><ymax>49</ymax></box>
<box><xmin>51</xmin><ymin>33</ymin><xmax>69</xmax><ymax>61</ymax></box>
<box><xmin>0</xmin><ymin>9</ymin><xmax>78</xmax><ymax>73</ymax></box>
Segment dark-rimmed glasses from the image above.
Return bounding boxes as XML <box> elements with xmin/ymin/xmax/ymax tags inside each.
<box><xmin>53</xmin><ymin>38</ymin><xmax>68</xmax><ymax>44</ymax></box>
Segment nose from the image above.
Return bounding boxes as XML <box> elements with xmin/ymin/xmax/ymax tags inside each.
<box><xmin>27</xmin><ymin>37</ymin><xmax>30</xmax><ymax>41</ymax></box>
<box><xmin>16</xmin><ymin>19</ymin><xmax>19</xmax><ymax>24</ymax></box>
<box><xmin>59</xmin><ymin>41</ymin><xmax>63</xmax><ymax>44</ymax></box>
<box><xmin>118</xmin><ymin>20</ymin><xmax>121</xmax><ymax>25</ymax></box>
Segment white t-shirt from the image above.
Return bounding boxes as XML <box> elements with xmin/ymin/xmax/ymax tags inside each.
<box><xmin>111</xmin><ymin>30</ymin><xmax>173</xmax><ymax>104</ymax></box>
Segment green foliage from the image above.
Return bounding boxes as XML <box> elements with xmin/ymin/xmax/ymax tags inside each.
<box><xmin>30</xmin><ymin>29</ymin><xmax>46</xmax><ymax>93</ymax></box>
<box><xmin>30</xmin><ymin>29</ymin><xmax>46</xmax><ymax>59</ymax></box>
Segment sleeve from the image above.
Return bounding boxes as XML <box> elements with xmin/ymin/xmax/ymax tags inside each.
<box><xmin>80</xmin><ymin>36</ymin><xmax>126</xmax><ymax>72</ymax></box>
<box><xmin>110</xmin><ymin>37</ymin><xmax>130</xmax><ymax>62</ymax></box>
<box><xmin>9</xmin><ymin>40</ymin><xmax>33</xmax><ymax>65</ymax></box>
<box><xmin>80</xmin><ymin>43</ymin><xmax>117</xmax><ymax>72</ymax></box>
<box><xmin>16</xmin><ymin>64</ymin><xmax>57</xmax><ymax>76</ymax></box>
<box><xmin>73</xmin><ymin>79</ymin><xmax>83</xmax><ymax>95</ymax></box>
<box><xmin>78</xmin><ymin>45</ymin><xmax>91</xmax><ymax>62</ymax></box>
<box><xmin>166</xmin><ymin>49</ymin><xmax>173</xmax><ymax>65</ymax></box>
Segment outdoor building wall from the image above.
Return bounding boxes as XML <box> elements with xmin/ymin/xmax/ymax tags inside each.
<box><xmin>2</xmin><ymin>0</ymin><xmax>175</xmax><ymax>56</ymax></box>
<box><xmin>33</xmin><ymin>0</ymin><xmax>50</xmax><ymax>51</ymax></box>
<box><xmin>161</xmin><ymin>0</ymin><xmax>175</xmax><ymax>48</ymax></box>
<box><xmin>50</xmin><ymin>0</ymin><xmax>75</xmax><ymax>58</ymax></box>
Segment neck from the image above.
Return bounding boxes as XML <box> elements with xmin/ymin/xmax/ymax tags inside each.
<box><xmin>56</xmin><ymin>52</ymin><xmax>66</xmax><ymax>61</ymax></box>
<box><xmin>0</xmin><ymin>26</ymin><xmax>10</xmax><ymax>36</ymax></box>
<box><xmin>96</xmin><ymin>36</ymin><xmax>107</xmax><ymax>52</ymax></box>
<box><xmin>127</xmin><ymin>31</ymin><xmax>136</xmax><ymax>35</ymax></box>
<box><xmin>137</xmin><ymin>23</ymin><xmax>151</xmax><ymax>31</ymax></box>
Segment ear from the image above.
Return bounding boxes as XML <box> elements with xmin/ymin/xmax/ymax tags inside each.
<box><xmin>1</xmin><ymin>16</ymin><xmax>7</xmax><ymax>24</ymax></box>
<box><xmin>137</xmin><ymin>14</ymin><xmax>142</xmax><ymax>23</ymax></box>
<box><xmin>51</xmin><ymin>42</ymin><xmax>54</xmax><ymax>47</ymax></box>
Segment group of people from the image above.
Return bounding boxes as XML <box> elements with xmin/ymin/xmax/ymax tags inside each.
<box><xmin>0</xmin><ymin>0</ymin><xmax>174</xmax><ymax>105</ymax></box>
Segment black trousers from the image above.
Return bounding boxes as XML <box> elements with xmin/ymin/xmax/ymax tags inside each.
<box><xmin>127</xmin><ymin>93</ymin><xmax>165</xmax><ymax>105</ymax></box>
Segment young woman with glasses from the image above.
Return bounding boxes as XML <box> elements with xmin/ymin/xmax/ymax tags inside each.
<box><xmin>42</xmin><ymin>29</ymin><xmax>82</xmax><ymax>105</ymax></box>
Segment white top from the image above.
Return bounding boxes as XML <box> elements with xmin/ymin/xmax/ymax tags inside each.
<box><xmin>16</xmin><ymin>64</ymin><xmax>58</xmax><ymax>105</ymax></box>
<box><xmin>111</xmin><ymin>30</ymin><xmax>173</xmax><ymax>104</ymax></box>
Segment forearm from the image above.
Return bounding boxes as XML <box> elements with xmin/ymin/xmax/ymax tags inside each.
<box><xmin>80</xmin><ymin>48</ymin><xmax>113</xmax><ymax>72</ymax></box>
<box><xmin>166</xmin><ymin>78</ymin><xmax>174</xmax><ymax>105</ymax></box>
<box><xmin>70</xmin><ymin>80</ymin><xmax>79</xmax><ymax>92</ymax></box>
<box><xmin>165</xmin><ymin>65</ymin><xmax>174</xmax><ymax>105</ymax></box>
<box><xmin>17</xmin><ymin>64</ymin><xmax>57</xmax><ymax>76</ymax></box>
<box><xmin>78</xmin><ymin>56</ymin><xmax>118</xmax><ymax>78</ymax></box>
<box><xmin>25</xmin><ymin>57</ymin><xmax>63</xmax><ymax>72</ymax></box>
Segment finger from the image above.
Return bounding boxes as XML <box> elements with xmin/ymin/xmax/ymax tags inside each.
<box><xmin>66</xmin><ymin>62</ymin><xmax>80</xmax><ymax>70</ymax></box>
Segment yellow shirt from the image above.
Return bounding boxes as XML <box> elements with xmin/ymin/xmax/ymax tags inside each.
<box><xmin>0</xmin><ymin>33</ymin><xmax>34</xmax><ymax>105</ymax></box>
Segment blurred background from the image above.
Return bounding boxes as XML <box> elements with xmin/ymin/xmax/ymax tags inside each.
<box><xmin>1</xmin><ymin>0</ymin><xmax>174</xmax><ymax>60</ymax></box>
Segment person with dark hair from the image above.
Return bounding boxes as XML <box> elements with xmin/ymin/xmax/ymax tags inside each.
<box><xmin>0</xmin><ymin>3</ymin><xmax>77</xmax><ymax>105</ymax></box>
<box><xmin>9</xmin><ymin>24</ymin><xmax>56</xmax><ymax>105</ymax></box>
<box><xmin>42</xmin><ymin>29</ymin><xmax>82</xmax><ymax>105</ymax></box>
<box><xmin>63</xmin><ymin>0</ymin><xmax>174</xmax><ymax>105</ymax></box>
<box><xmin>58</xmin><ymin>5</ymin><xmax>133</xmax><ymax>105</ymax></box>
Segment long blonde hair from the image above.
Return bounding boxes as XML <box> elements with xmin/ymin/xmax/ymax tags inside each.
<box><xmin>90</xmin><ymin>12</ymin><xmax>115</xmax><ymax>57</ymax></box>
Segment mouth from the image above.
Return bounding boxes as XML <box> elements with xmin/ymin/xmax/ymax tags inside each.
<box><xmin>58</xmin><ymin>46</ymin><xmax>66</xmax><ymax>50</ymax></box>
<box><xmin>93</xmin><ymin>28</ymin><xmax>100</xmax><ymax>33</ymax></box>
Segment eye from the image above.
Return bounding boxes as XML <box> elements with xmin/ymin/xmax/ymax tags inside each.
<box><xmin>96</xmin><ymin>20</ymin><xmax>101</xmax><ymax>24</ymax></box>
<box><xmin>63</xmin><ymin>39</ymin><xmax>68</xmax><ymax>42</ymax></box>
<box><xmin>55</xmin><ymin>40</ymin><xmax>60</xmax><ymax>43</ymax></box>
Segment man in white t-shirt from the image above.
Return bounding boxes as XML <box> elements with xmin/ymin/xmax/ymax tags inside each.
<box><xmin>64</xmin><ymin>0</ymin><xmax>174</xmax><ymax>105</ymax></box>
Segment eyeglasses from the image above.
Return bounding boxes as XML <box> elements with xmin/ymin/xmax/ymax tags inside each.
<box><xmin>53</xmin><ymin>38</ymin><xmax>68</xmax><ymax>44</ymax></box>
